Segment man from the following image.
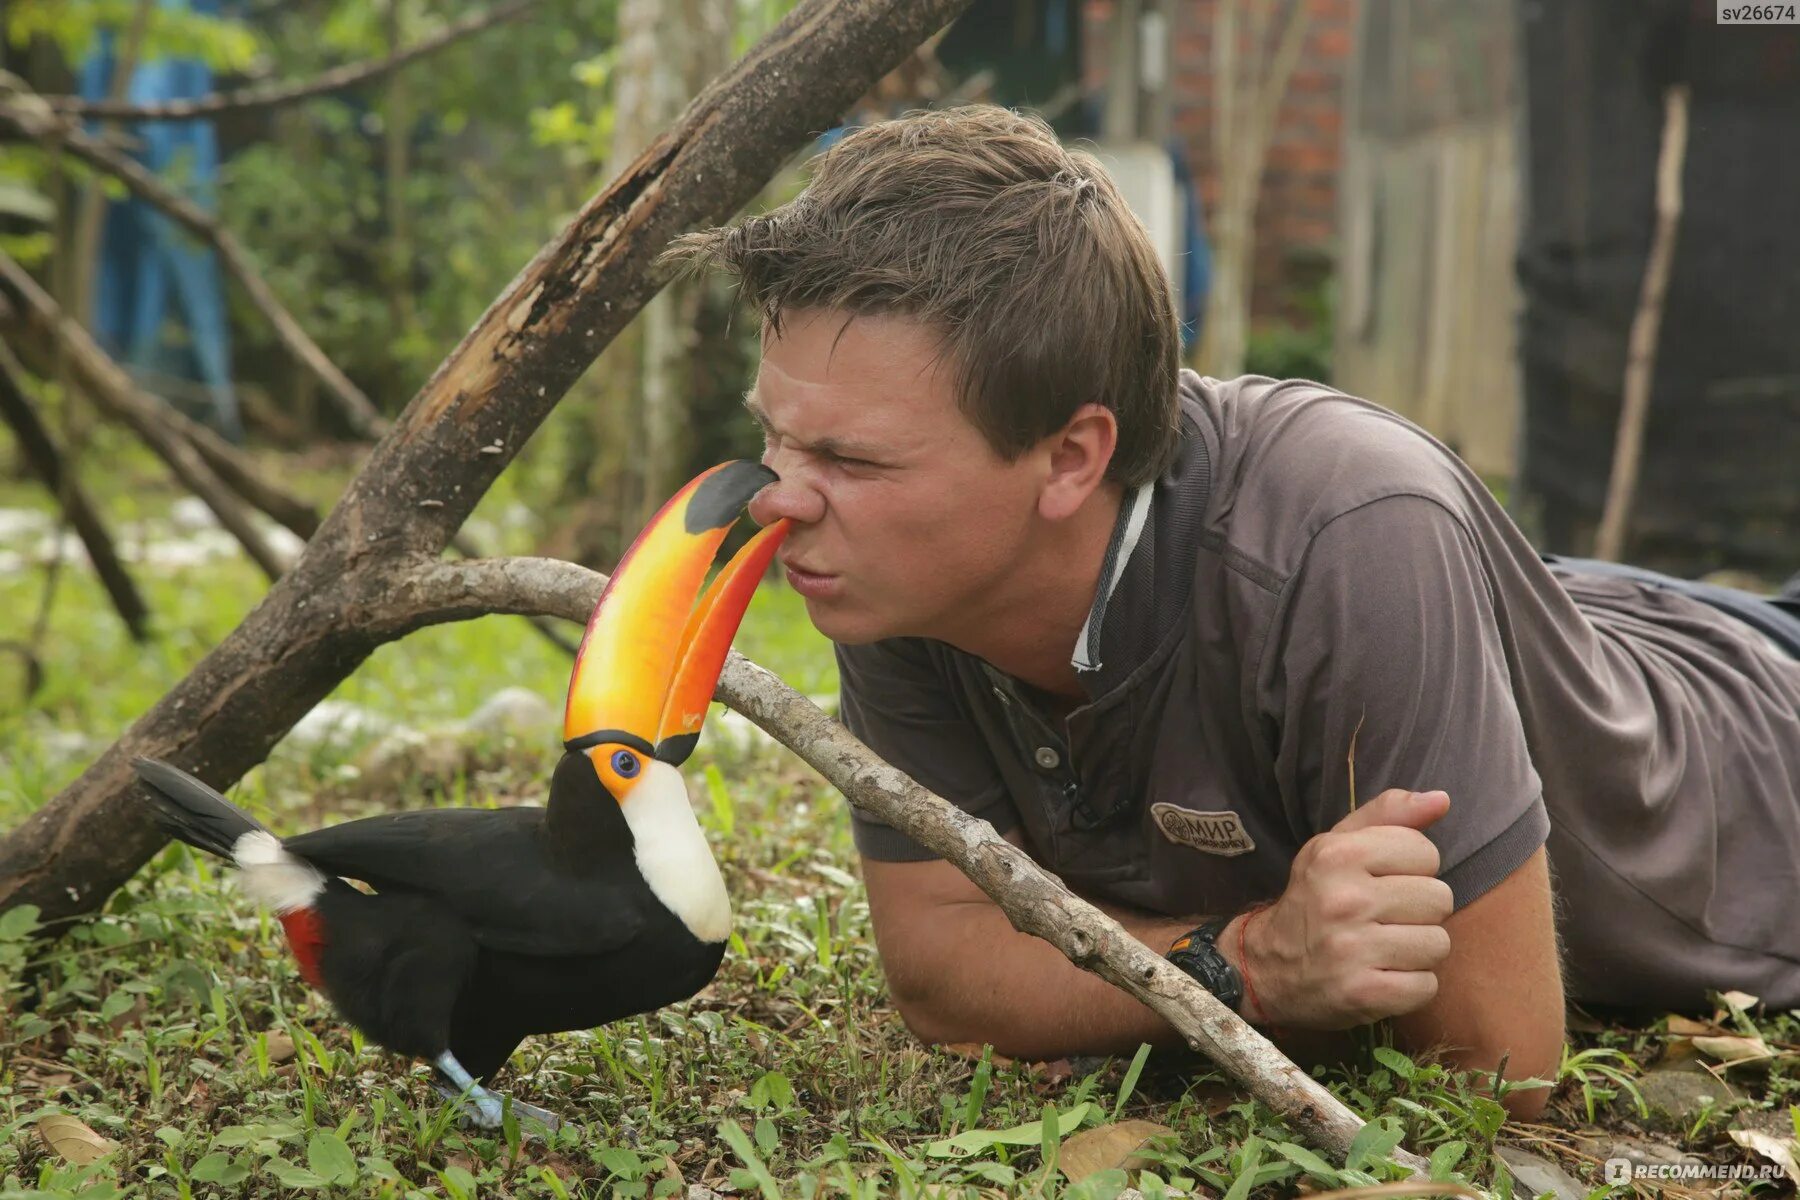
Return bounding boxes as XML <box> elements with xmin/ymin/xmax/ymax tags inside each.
<box><xmin>664</xmin><ymin>106</ymin><xmax>1800</xmax><ymax>1122</ymax></box>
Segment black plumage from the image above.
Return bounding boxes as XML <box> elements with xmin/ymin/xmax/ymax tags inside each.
<box><xmin>136</xmin><ymin>752</ymin><xmax>725</xmax><ymax>1085</ymax></box>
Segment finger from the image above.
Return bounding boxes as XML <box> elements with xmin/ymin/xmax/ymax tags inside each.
<box><xmin>1365</xmin><ymin>922</ymin><xmax>1454</xmax><ymax>972</ymax></box>
<box><xmin>1350</xmin><ymin>969</ymin><xmax>1441</xmax><ymax>1023</ymax></box>
<box><xmin>1328</xmin><ymin>825</ymin><xmax>1443</xmax><ymax>879</ymax></box>
<box><xmin>1332</xmin><ymin>787</ymin><xmax>1451</xmax><ymax>834</ymax></box>
<box><xmin>1368</xmin><ymin>875</ymin><xmax>1456</xmax><ymax>925</ymax></box>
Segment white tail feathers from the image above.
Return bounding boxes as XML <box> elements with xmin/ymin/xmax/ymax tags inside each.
<box><xmin>231</xmin><ymin>830</ymin><xmax>326</xmax><ymax>913</ymax></box>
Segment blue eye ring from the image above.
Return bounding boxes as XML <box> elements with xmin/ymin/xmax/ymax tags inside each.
<box><xmin>610</xmin><ymin>749</ymin><xmax>640</xmax><ymax>778</ymax></box>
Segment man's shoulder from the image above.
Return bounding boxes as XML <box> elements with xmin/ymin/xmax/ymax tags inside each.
<box><xmin>1183</xmin><ymin>373</ymin><xmax>1483</xmax><ymax>585</ymax></box>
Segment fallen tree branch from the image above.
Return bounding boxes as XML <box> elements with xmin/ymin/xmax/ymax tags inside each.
<box><xmin>46</xmin><ymin>0</ymin><xmax>540</xmax><ymax>123</ymax></box>
<box><xmin>0</xmin><ymin>254</ymin><xmax>295</xmax><ymax>579</ymax></box>
<box><xmin>0</xmin><ymin>87</ymin><xmax>386</xmax><ymax>439</ymax></box>
<box><xmin>0</xmin><ymin>345</ymin><xmax>151</xmax><ymax>641</ymax></box>
<box><xmin>354</xmin><ymin>554</ymin><xmax>1425</xmax><ymax>1172</ymax></box>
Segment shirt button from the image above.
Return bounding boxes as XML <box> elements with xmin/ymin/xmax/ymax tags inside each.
<box><xmin>1034</xmin><ymin>746</ymin><xmax>1061</xmax><ymax>770</ymax></box>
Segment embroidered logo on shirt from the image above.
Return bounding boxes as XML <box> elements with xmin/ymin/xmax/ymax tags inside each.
<box><xmin>1151</xmin><ymin>803</ymin><xmax>1257</xmax><ymax>857</ymax></box>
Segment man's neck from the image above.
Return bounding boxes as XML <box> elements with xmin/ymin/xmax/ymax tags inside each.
<box><xmin>939</xmin><ymin>483</ymin><xmax>1124</xmax><ymax>705</ymax></box>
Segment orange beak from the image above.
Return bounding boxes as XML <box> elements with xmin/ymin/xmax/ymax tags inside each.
<box><xmin>563</xmin><ymin>461</ymin><xmax>788</xmax><ymax>767</ymax></box>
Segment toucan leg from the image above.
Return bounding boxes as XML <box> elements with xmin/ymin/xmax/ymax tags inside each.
<box><xmin>432</xmin><ymin>1052</ymin><xmax>560</xmax><ymax>1134</ymax></box>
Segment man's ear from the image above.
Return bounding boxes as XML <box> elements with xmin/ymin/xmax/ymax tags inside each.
<box><xmin>1038</xmin><ymin>403</ymin><xmax>1117</xmax><ymax>521</ymax></box>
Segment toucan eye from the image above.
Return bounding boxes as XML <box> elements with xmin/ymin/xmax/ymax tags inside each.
<box><xmin>611</xmin><ymin>749</ymin><xmax>640</xmax><ymax>778</ymax></box>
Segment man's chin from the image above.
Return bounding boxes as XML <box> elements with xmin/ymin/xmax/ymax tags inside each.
<box><xmin>800</xmin><ymin>593</ymin><xmax>894</xmax><ymax>646</ymax></box>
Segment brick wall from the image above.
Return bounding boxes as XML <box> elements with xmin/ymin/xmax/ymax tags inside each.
<box><xmin>1163</xmin><ymin>0</ymin><xmax>1355</xmax><ymax>322</ymax></box>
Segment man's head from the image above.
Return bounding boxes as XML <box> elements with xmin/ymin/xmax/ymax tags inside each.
<box><xmin>663</xmin><ymin>105</ymin><xmax>1181</xmax><ymax>647</ymax></box>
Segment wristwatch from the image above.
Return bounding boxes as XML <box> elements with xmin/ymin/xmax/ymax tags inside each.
<box><xmin>1166</xmin><ymin>915</ymin><xmax>1244</xmax><ymax>1013</ymax></box>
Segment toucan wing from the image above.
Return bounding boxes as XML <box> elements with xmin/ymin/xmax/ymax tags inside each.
<box><xmin>281</xmin><ymin>808</ymin><xmax>646</xmax><ymax>957</ymax></box>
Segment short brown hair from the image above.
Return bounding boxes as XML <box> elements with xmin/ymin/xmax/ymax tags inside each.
<box><xmin>661</xmin><ymin>105</ymin><xmax>1182</xmax><ymax>486</ymax></box>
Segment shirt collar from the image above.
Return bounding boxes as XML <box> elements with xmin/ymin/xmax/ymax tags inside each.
<box><xmin>1072</xmin><ymin>481</ymin><xmax>1154</xmax><ymax>673</ymax></box>
<box><xmin>1066</xmin><ymin>374</ymin><xmax>1214</xmax><ymax>700</ymax></box>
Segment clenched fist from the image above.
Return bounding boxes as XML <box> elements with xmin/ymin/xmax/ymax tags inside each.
<box><xmin>1235</xmin><ymin>788</ymin><xmax>1456</xmax><ymax>1030</ymax></box>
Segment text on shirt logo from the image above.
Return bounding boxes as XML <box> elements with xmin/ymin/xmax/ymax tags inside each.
<box><xmin>1151</xmin><ymin>803</ymin><xmax>1257</xmax><ymax>857</ymax></box>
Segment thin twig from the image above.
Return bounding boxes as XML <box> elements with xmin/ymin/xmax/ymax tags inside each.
<box><xmin>1595</xmin><ymin>84</ymin><xmax>1689</xmax><ymax>561</ymax></box>
<box><xmin>0</xmin><ymin>344</ymin><xmax>151</xmax><ymax>640</ymax></box>
<box><xmin>45</xmin><ymin>0</ymin><xmax>540</xmax><ymax>123</ymax></box>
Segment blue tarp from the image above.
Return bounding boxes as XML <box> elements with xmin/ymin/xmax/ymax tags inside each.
<box><xmin>79</xmin><ymin>0</ymin><xmax>241</xmax><ymax>440</ymax></box>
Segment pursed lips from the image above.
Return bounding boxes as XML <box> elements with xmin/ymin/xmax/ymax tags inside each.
<box><xmin>780</xmin><ymin>556</ymin><xmax>834</xmax><ymax>577</ymax></box>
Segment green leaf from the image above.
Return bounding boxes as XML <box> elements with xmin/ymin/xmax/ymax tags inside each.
<box><xmin>925</xmin><ymin>1103</ymin><xmax>1100</xmax><ymax>1158</ymax></box>
<box><xmin>597</xmin><ymin>1147</ymin><xmax>644</xmax><ymax>1179</ymax></box>
<box><xmin>1270</xmin><ymin>1140</ymin><xmax>1339</xmax><ymax>1185</ymax></box>
<box><xmin>1372</xmin><ymin>1046</ymin><xmax>1416</xmax><ymax>1080</ymax></box>
<box><xmin>1345</xmin><ymin>1117</ymin><xmax>1403</xmax><ymax>1173</ymax></box>
<box><xmin>98</xmin><ymin>990</ymin><xmax>136</xmax><ymax>1022</ymax></box>
<box><xmin>439</xmin><ymin>1163</ymin><xmax>477</xmax><ymax>1200</ymax></box>
<box><xmin>1222</xmin><ymin>1136</ymin><xmax>1265</xmax><ymax>1200</ymax></box>
<box><xmin>307</xmin><ymin>1130</ymin><xmax>357</xmax><ymax>1186</ymax></box>
<box><xmin>189</xmin><ymin>1152</ymin><xmax>233</xmax><ymax>1182</ymax></box>
<box><xmin>747</xmin><ymin>1070</ymin><xmax>793</xmax><ymax>1112</ymax></box>
<box><xmin>717</xmin><ymin>1120</ymin><xmax>781</xmax><ymax>1200</ymax></box>
<box><xmin>264</xmin><ymin>1157</ymin><xmax>327</xmax><ymax>1188</ymax></box>
<box><xmin>0</xmin><ymin>904</ymin><xmax>41</xmax><ymax>940</ymax></box>
<box><xmin>1428</xmin><ymin>1140</ymin><xmax>1468</xmax><ymax>1179</ymax></box>
<box><xmin>1113</xmin><ymin>1043</ymin><xmax>1153</xmax><ymax>1119</ymax></box>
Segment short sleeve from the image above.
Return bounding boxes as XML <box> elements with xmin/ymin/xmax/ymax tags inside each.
<box><xmin>1267</xmin><ymin>495</ymin><xmax>1550</xmax><ymax>910</ymax></box>
<box><xmin>835</xmin><ymin>638</ymin><xmax>1019</xmax><ymax>862</ymax></box>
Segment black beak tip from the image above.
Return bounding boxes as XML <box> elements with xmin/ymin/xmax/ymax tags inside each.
<box><xmin>655</xmin><ymin>732</ymin><xmax>701</xmax><ymax>768</ymax></box>
<box><xmin>683</xmin><ymin>460</ymin><xmax>778</xmax><ymax>534</ymax></box>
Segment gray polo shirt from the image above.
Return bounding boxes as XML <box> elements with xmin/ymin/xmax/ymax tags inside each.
<box><xmin>837</xmin><ymin>372</ymin><xmax>1800</xmax><ymax>1011</ymax></box>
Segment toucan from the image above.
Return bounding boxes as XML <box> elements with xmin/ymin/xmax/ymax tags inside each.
<box><xmin>133</xmin><ymin>460</ymin><xmax>788</xmax><ymax>1131</ymax></box>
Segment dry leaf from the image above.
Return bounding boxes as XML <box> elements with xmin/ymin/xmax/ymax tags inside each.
<box><xmin>1693</xmin><ymin>1034</ymin><xmax>1773</xmax><ymax>1067</ymax></box>
<box><xmin>1058</xmin><ymin>1120</ymin><xmax>1176</xmax><ymax>1181</ymax></box>
<box><xmin>36</xmin><ymin>1114</ymin><xmax>118</xmax><ymax>1165</ymax></box>
<box><xmin>941</xmin><ymin>1043</ymin><xmax>1017</xmax><ymax>1068</ymax></box>
<box><xmin>1721</xmin><ymin>989</ymin><xmax>1761</xmax><ymax>1013</ymax></box>
<box><xmin>1729</xmin><ymin>1129</ymin><xmax>1800</xmax><ymax>1185</ymax></box>
<box><xmin>265</xmin><ymin>1032</ymin><xmax>296</xmax><ymax>1063</ymax></box>
<box><xmin>1665</xmin><ymin>1014</ymin><xmax>1716</xmax><ymax>1036</ymax></box>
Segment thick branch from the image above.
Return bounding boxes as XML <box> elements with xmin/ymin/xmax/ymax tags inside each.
<box><xmin>355</xmin><ymin>554</ymin><xmax>1426</xmax><ymax>1172</ymax></box>
<box><xmin>0</xmin><ymin>91</ymin><xmax>385</xmax><ymax>439</ymax></box>
<box><xmin>0</xmin><ymin>345</ymin><xmax>151</xmax><ymax>641</ymax></box>
<box><xmin>0</xmin><ymin>254</ymin><xmax>294</xmax><ymax>578</ymax></box>
<box><xmin>47</xmin><ymin>0</ymin><xmax>539</xmax><ymax>123</ymax></box>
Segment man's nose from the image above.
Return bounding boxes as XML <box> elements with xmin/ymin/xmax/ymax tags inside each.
<box><xmin>747</xmin><ymin>470</ymin><xmax>825</xmax><ymax>527</ymax></box>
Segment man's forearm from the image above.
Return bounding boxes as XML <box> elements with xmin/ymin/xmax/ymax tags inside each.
<box><xmin>876</xmin><ymin>894</ymin><xmax>1199</xmax><ymax>1060</ymax></box>
<box><xmin>879</xmin><ymin>895</ymin><xmax>1368</xmax><ymax>1067</ymax></box>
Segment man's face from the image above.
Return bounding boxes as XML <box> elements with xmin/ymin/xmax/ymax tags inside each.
<box><xmin>744</xmin><ymin>309</ymin><xmax>1044</xmax><ymax>645</ymax></box>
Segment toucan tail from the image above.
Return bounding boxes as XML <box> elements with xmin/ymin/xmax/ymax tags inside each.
<box><xmin>133</xmin><ymin>757</ymin><xmax>326</xmax><ymax>913</ymax></box>
<box><xmin>134</xmin><ymin>757</ymin><xmax>265</xmax><ymax>859</ymax></box>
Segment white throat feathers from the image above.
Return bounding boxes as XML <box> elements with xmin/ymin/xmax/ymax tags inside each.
<box><xmin>624</xmin><ymin>762</ymin><xmax>732</xmax><ymax>943</ymax></box>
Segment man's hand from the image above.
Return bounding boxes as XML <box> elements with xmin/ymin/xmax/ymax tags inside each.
<box><xmin>1237</xmin><ymin>788</ymin><xmax>1455</xmax><ymax>1029</ymax></box>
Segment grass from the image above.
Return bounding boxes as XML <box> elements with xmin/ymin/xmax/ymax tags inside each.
<box><xmin>4</xmin><ymin>442</ymin><xmax>1800</xmax><ymax>1198</ymax></box>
